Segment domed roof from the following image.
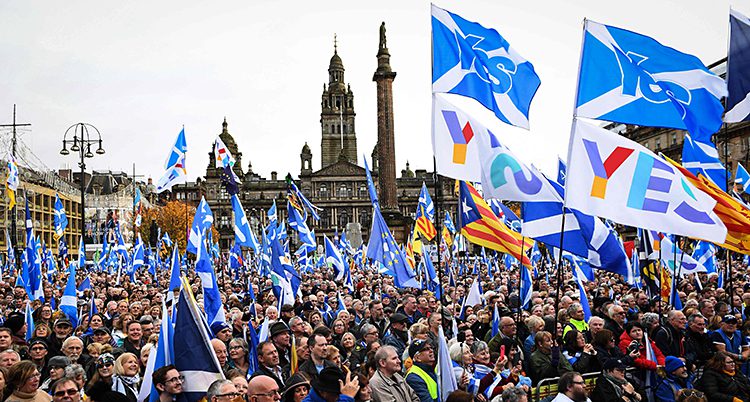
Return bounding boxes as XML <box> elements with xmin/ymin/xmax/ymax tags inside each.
<box><xmin>301</xmin><ymin>142</ymin><xmax>311</xmax><ymax>154</ymax></box>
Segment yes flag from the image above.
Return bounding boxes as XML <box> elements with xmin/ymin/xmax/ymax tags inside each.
<box><xmin>726</xmin><ymin>9</ymin><xmax>750</xmax><ymax>123</ymax></box>
<box><xmin>576</xmin><ymin>20</ymin><xmax>726</xmax><ymax>142</ymax></box>
<box><xmin>432</xmin><ymin>5</ymin><xmax>540</xmax><ymax>129</ymax></box>
<box><xmin>53</xmin><ymin>194</ymin><xmax>68</xmax><ymax>238</ymax></box>
<box><xmin>564</xmin><ymin>119</ymin><xmax>726</xmax><ymax>243</ymax></box>
<box><xmin>156</xmin><ymin>128</ymin><xmax>188</xmax><ymax>193</ymax></box>
<box><xmin>682</xmin><ymin>134</ymin><xmax>727</xmax><ymax>189</ymax></box>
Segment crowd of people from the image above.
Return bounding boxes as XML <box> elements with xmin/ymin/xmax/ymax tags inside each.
<box><xmin>0</xmin><ymin>248</ymin><xmax>748</xmax><ymax>402</ymax></box>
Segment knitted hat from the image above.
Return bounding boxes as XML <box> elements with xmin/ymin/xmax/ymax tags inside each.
<box><xmin>311</xmin><ymin>366</ymin><xmax>344</xmax><ymax>394</ymax></box>
<box><xmin>665</xmin><ymin>356</ymin><xmax>685</xmax><ymax>374</ymax></box>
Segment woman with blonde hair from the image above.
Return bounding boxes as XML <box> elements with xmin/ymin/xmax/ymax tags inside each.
<box><xmin>5</xmin><ymin>361</ymin><xmax>51</xmax><ymax>402</ymax></box>
<box><xmin>111</xmin><ymin>352</ymin><xmax>140</xmax><ymax>402</ymax></box>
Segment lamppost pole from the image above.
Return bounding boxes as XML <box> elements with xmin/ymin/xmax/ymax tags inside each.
<box><xmin>60</xmin><ymin>123</ymin><xmax>105</xmax><ymax>266</ymax></box>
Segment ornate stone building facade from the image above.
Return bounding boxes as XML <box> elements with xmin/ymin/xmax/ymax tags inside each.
<box><xmin>203</xmin><ymin>24</ymin><xmax>457</xmax><ymax>250</ymax></box>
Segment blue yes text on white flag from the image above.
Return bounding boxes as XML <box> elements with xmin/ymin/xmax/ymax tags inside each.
<box><xmin>576</xmin><ymin>20</ymin><xmax>726</xmax><ymax>142</ymax></box>
<box><xmin>432</xmin><ymin>5</ymin><xmax>540</xmax><ymax>129</ymax></box>
<box><xmin>564</xmin><ymin>119</ymin><xmax>726</xmax><ymax>243</ymax></box>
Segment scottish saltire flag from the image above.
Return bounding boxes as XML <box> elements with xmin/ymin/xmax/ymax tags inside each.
<box><xmin>60</xmin><ymin>263</ymin><xmax>78</xmax><ymax>328</ymax></box>
<box><xmin>737</xmin><ymin>163</ymin><xmax>750</xmax><ymax>190</ymax></box>
<box><xmin>156</xmin><ymin>128</ymin><xmax>188</xmax><ymax>193</ymax></box>
<box><xmin>557</xmin><ymin>157</ymin><xmax>567</xmax><ymax>186</ymax></box>
<box><xmin>144</xmin><ymin>301</ymin><xmax>174</xmax><ymax>402</ymax></box>
<box><xmin>173</xmin><ymin>277</ymin><xmax>225</xmax><ymax>401</ymax></box>
<box><xmin>565</xmin><ymin>119</ymin><xmax>726</xmax><ymax>243</ymax></box>
<box><xmin>77</xmin><ymin>237</ymin><xmax>86</xmax><ymax>270</ymax></box>
<box><xmin>167</xmin><ymin>246</ymin><xmax>182</xmax><ymax>297</ymax></box>
<box><xmin>576</xmin><ymin>20</ymin><xmax>727</xmax><ymax>141</ymax></box>
<box><xmin>325</xmin><ymin>236</ymin><xmax>346</xmax><ymax>281</ymax></box>
<box><xmin>364</xmin><ymin>156</ymin><xmax>379</xmax><ymax>208</ymax></box>
<box><xmin>726</xmin><ymin>9</ymin><xmax>750</xmax><ymax>123</ymax></box>
<box><xmin>77</xmin><ymin>277</ymin><xmax>91</xmax><ymax>294</ymax></box>
<box><xmin>246</xmin><ymin>320</ymin><xmax>260</xmax><ymax>376</ymax></box>
<box><xmin>162</xmin><ymin>232</ymin><xmax>173</xmax><ymax>248</ymax></box>
<box><xmin>522</xmin><ymin>176</ymin><xmax>629</xmax><ymax>277</ymax></box>
<box><xmin>519</xmin><ymin>265</ymin><xmax>533</xmax><ymax>310</ymax></box>
<box><xmin>53</xmin><ymin>195</ymin><xmax>68</xmax><ymax>238</ymax></box>
<box><xmin>569</xmin><ymin>257</ymin><xmax>593</xmax><ymax>321</ymax></box>
<box><xmin>491</xmin><ymin>304</ymin><xmax>500</xmax><ymax>338</ymax></box>
<box><xmin>195</xmin><ymin>229</ymin><xmax>226</xmax><ymax>330</ymax></box>
<box><xmin>682</xmin><ymin>134</ymin><xmax>727</xmax><ymax>189</ymax></box>
<box><xmin>288</xmin><ymin>203</ymin><xmax>315</xmax><ymax>250</ymax></box>
<box><xmin>627</xmin><ymin>251</ymin><xmax>642</xmax><ymax>289</ymax></box>
<box><xmin>488</xmin><ymin>199</ymin><xmax>522</xmax><ymax>232</ymax></box>
<box><xmin>267</xmin><ymin>201</ymin><xmax>278</xmax><ymax>228</ymax></box>
<box><xmin>692</xmin><ymin>241</ymin><xmax>717</xmax><ymax>275</ymax></box>
<box><xmin>367</xmin><ymin>207</ymin><xmax>420</xmax><ymax>288</ymax></box>
<box><xmin>231</xmin><ymin>195</ymin><xmax>259</xmax><ymax>252</ymax></box>
<box><xmin>432</xmin><ymin>5</ymin><xmax>540</xmax><ymax>129</ymax></box>
<box><xmin>187</xmin><ymin>197</ymin><xmax>213</xmax><ymax>254</ymax></box>
<box><xmin>131</xmin><ymin>238</ymin><xmax>144</xmax><ymax>273</ymax></box>
<box><xmin>24</xmin><ymin>300</ymin><xmax>34</xmax><ymax>341</ymax></box>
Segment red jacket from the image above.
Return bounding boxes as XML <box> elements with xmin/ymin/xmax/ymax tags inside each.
<box><xmin>618</xmin><ymin>331</ymin><xmax>665</xmax><ymax>371</ymax></box>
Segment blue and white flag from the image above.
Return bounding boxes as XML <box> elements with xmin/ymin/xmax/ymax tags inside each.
<box><xmin>436</xmin><ymin>326</ymin><xmax>458</xmax><ymax>401</ymax></box>
<box><xmin>325</xmin><ymin>235</ymin><xmax>346</xmax><ymax>281</ymax></box>
<box><xmin>557</xmin><ymin>157</ymin><xmax>567</xmax><ymax>186</ymax></box>
<box><xmin>491</xmin><ymin>303</ymin><xmax>500</xmax><ymax>338</ymax></box>
<box><xmin>576</xmin><ymin>20</ymin><xmax>727</xmax><ymax>142</ymax></box>
<box><xmin>726</xmin><ymin>9</ymin><xmax>750</xmax><ymax>123</ymax></box>
<box><xmin>173</xmin><ymin>278</ymin><xmax>225</xmax><ymax>401</ymax></box>
<box><xmin>60</xmin><ymin>264</ymin><xmax>78</xmax><ymax>328</ymax></box>
<box><xmin>364</xmin><ymin>156</ymin><xmax>379</xmax><ymax>208</ymax></box>
<box><xmin>660</xmin><ymin>235</ymin><xmax>709</xmax><ymax>276</ymax></box>
<box><xmin>156</xmin><ymin>128</ymin><xmax>188</xmax><ymax>193</ymax></box>
<box><xmin>267</xmin><ymin>201</ymin><xmax>278</xmax><ymax>228</ymax></box>
<box><xmin>691</xmin><ymin>240</ymin><xmax>717</xmax><ymax>274</ymax></box>
<box><xmin>24</xmin><ymin>300</ymin><xmax>34</xmax><ymax>341</ymax></box>
<box><xmin>144</xmin><ymin>301</ymin><xmax>174</xmax><ymax>402</ymax></box>
<box><xmin>77</xmin><ymin>237</ymin><xmax>86</xmax><ymax>270</ymax></box>
<box><xmin>231</xmin><ymin>195</ymin><xmax>259</xmax><ymax>252</ymax></box>
<box><xmin>682</xmin><ymin>134</ymin><xmax>727</xmax><ymax>189</ymax></box>
<box><xmin>195</xmin><ymin>228</ymin><xmax>226</xmax><ymax>330</ymax></box>
<box><xmin>519</xmin><ymin>265</ymin><xmax>533</xmax><ymax>310</ymax></box>
<box><xmin>736</xmin><ymin>162</ymin><xmax>750</xmax><ymax>189</ymax></box>
<box><xmin>187</xmin><ymin>197</ymin><xmax>213</xmax><ymax>255</ymax></box>
<box><xmin>367</xmin><ymin>207</ymin><xmax>419</xmax><ymax>288</ymax></box>
<box><xmin>288</xmin><ymin>203</ymin><xmax>316</xmax><ymax>250</ymax></box>
<box><xmin>53</xmin><ymin>194</ymin><xmax>68</xmax><ymax>238</ymax></box>
<box><xmin>431</xmin><ymin>5</ymin><xmax>540</xmax><ymax>129</ymax></box>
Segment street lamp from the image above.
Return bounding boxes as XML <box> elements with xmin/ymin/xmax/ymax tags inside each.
<box><xmin>60</xmin><ymin>123</ymin><xmax>105</xmax><ymax>264</ymax></box>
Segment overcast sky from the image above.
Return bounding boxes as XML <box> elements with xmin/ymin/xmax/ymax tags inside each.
<box><xmin>0</xmin><ymin>0</ymin><xmax>743</xmax><ymax>183</ymax></box>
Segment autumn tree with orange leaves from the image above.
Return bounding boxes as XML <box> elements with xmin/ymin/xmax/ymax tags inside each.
<box><xmin>138</xmin><ymin>201</ymin><xmax>219</xmax><ymax>255</ymax></box>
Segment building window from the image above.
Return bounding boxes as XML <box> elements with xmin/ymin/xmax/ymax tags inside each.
<box><xmin>220</xmin><ymin>214</ymin><xmax>229</xmax><ymax>228</ymax></box>
<box><xmin>219</xmin><ymin>187</ymin><xmax>228</xmax><ymax>200</ymax></box>
<box><xmin>319</xmin><ymin>185</ymin><xmax>328</xmax><ymax>200</ymax></box>
<box><xmin>655</xmin><ymin>137</ymin><xmax>661</xmax><ymax>149</ymax></box>
<box><xmin>338</xmin><ymin>184</ymin><xmax>348</xmax><ymax>198</ymax></box>
<box><xmin>672</xmin><ymin>133</ymin><xmax>677</xmax><ymax>145</ymax></box>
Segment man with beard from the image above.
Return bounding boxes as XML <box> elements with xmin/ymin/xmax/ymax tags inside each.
<box><xmin>551</xmin><ymin>372</ymin><xmax>590</xmax><ymax>402</ymax></box>
<box><xmin>383</xmin><ymin>313</ymin><xmax>409</xmax><ymax>358</ymax></box>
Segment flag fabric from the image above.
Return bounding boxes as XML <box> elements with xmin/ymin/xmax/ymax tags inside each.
<box><xmin>215</xmin><ymin>136</ymin><xmax>237</xmax><ymax>169</ymax></box>
<box><xmin>666</xmin><ymin>157</ymin><xmax>750</xmax><ymax>254</ymax></box>
<box><xmin>77</xmin><ymin>237</ymin><xmax>86</xmax><ymax>271</ymax></box>
<box><xmin>436</xmin><ymin>325</ymin><xmax>458</xmax><ymax>401</ymax></box>
<box><xmin>659</xmin><ymin>235</ymin><xmax>709</xmax><ymax>276</ymax></box>
<box><xmin>491</xmin><ymin>304</ymin><xmax>500</xmax><ymax>338</ymax></box>
<box><xmin>270</xmin><ymin>239</ymin><xmax>297</xmax><ymax>305</ymax></box>
<box><xmin>5</xmin><ymin>230</ymin><xmax>14</xmax><ymax>270</ymax></box>
<box><xmin>287</xmin><ymin>203</ymin><xmax>316</xmax><ymax>250</ymax></box>
<box><xmin>692</xmin><ymin>240</ymin><xmax>717</xmax><ymax>274</ymax></box>
<box><xmin>267</xmin><ymin>201</ymin><xmax>278</xmax><ymax>228</ymax></box>
<box><xmin>682</xmin><ymin>134</ymin><xmax>727</xmax><ymax>190</ymax></box>
<box><xmin>557</xmin><ymin>157</ymin><xmax>567</xmax><ymax>186</ymax></box>
<box><xmin>195</xmin><ymin>227</ymin><xmax>226</xmax><ymax>330</ymax></box>
<box><xmin>60</xmin><ymin>264</ymin><xmax>78</xmax><ymax>328</ymax></box>
<box><xmin>737</xmin><ymin>163</ymin><xmax>750</xmax><ymax>189</ymax></box>
<box><xmin>367</xmin><ymin>206</ymin><xmax>420</xmax><ymax>288</ymax></box>
<box><xmin>53</xmin><ymin>194</ymin><xmax>68</xmax><ymax>238</ymax></box>
<box><xmin>231</xmin><ymin>195</ymin><xmax>260</xmax><ymax>252</ymax></box>
<box><xmin>5</xmin><ymin>153</ymin><xmax>18</xmax><ymax>210</ymax></box>
<box><xmin>568</xmin><ymin>255</ymin><xmax>593</xmax><ymax>321</ymax></box>
<box><xmin>324</xmin><ymin>236</ymin><xmax>346</xmax><ymax>281</ymax></box>
<box><xmin>364</xmin><ymin>156</ymin><xmax>379</xmax><ymax>208</ymax></box>
<box><xmin>575</xmin><ymin>20</ymin><xmax>727</xmax><ymax>142</ymax></box>
<box><xmin>24</xmin><ymin>300</ymin><xmax>34</xmax><ymax>341</ymax></box>
<box><xmin>431</xmin><ymin>5</ymin><xmax>540</xmax><ymax>129</ymax></box>
<box><xmin>168</xmin><ymin>246</ymin><xmax>181</xmax><ymax>293</ymax></box>
<box><xmin>187</xmin><ymin>197</ymin><xmax>214</xmax><ymax>255</ymax></box>
<box><xmin>246</xmin><ymin>319</ymin><xmax>260</xmax><ymax>375</ymax></box>
<box><xmin>286</xmin><ymin>179</ymin><xmax>321</xmax><ymax>221</ymax></box>
<box><xmin>414</xmin><ymin>183</ymin><xmax>437</xmax><ymax>241</ymax></box>
<box><xmin>173</xmin><ymin>277</ymin><xmax>225</xmax><ymax>401</ymax></box>
<box><xmin>144</xmin><ymin>301</ymin><xmax>174</xmax><ymax>402</ymax></box>
<box><xmin>220</xmin><ymin>165</ymin><xmax>240</xmax><ymax>195</ymax></box>
<box><xmin>565</xmin><ymin>118</ymin><xmax>726</xmax><ymax>243</ymax></box>
<box><xmin>519</xmin><ymin>265</ymin><xmax>533</xmax><ymax>310</ymax></box>
<box><xmin>457</xmin><ymin>181</ymin><xmax>533</xmax><ymax>266</ymax></box>
<box><xmin>156</xmin><ymin>128</ymin><xmax>188</xmax><ymax>193</ymax></box>
<box><xmin>726</xmin><ymin>9</ymin><xmax>750</xmax><ymax>123</ymax></box>
<box><xmin>257</xmin><ymin>316</ymin><xmax>270</xmax><ymax>343</ymax></box>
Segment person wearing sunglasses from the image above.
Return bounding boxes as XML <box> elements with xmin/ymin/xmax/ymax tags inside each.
<box><xmin>86</xmin><ymin>354</ymin><xmax>115</xmax><ymax>392</ymax></box>
<box><xmin>51</xmin><ymin>378</ymin><xmax>81</xmax><ymax>402</ymax></box>
<box><xmin>152</xmin><ymin>365</ymin><xmax>184</xmax><ymax>402</ymax></box>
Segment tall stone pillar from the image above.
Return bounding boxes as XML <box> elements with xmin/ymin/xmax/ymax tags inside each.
<box><xmin>373</xmin><ymin>22</ymin><xmax>398</xmax><ymax>213</ymax></box>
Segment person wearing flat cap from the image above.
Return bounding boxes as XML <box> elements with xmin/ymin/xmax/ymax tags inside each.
<box><xmin>655</xmin><ymin>356</ymin><xmax>697</xmax><ymax>402</ymax></box>
<box><xmin>301</xmin><ymin>366</ymin><xmax>359</xmax><ymax>402</ymax></box>
<box><xmin>383</xmin><ymin>314</ymin><xmax>409</xmax><ymax>358</ymax></box>
<box><xmin>711</xmin><ymin>314</ymin><xmax>750</xmax><ymax>363</ymax></box>
<box><xmin>271</xmin><ymin>321</ymin><xmax>293</xmax><ymax>369</ymax></box>
<box><xmin>40</xmin><ymin>355</ymin><xmax>71</xmax><ymax>393</ymax></box>
<box><xmin>404</xmin><ymin>340</ymin><xmax>437</xmax><ymax>402</ymax></box>
<box><xmin>591</xmin><ymin>359</ymin><xmax>640</xmax><ymax>402</ymax></box>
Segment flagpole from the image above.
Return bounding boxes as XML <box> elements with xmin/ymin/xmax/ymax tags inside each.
<box><xmin>516</xmin><ymin>236</ymin><xmax>526</xmax><ymax>343</ymax></box>
<box><xmin>433</xmin><ymin>157</ymin><xmax>444</xmax><ymax>313</ymax></box>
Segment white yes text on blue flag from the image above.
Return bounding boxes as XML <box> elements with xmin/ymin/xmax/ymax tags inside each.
<box><xmin>431</xmin><ymin>5</ymin><xmax>540</xmax><ymax>129</ymax></box>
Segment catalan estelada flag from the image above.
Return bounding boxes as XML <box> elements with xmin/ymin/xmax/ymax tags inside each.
<box><xmin>414</xmin><ymin>183</ymin><xmax>437</xmax><ymax>241</ymax></box>
<box><xmin>666</xmin><ymin>156</ymin><xmax>750</xmax><ymax>254</ymax></box>
<box><xmin>457</xmin><ymin>181</ymin><xmax>533</xmax><ymax>266</ymax></box>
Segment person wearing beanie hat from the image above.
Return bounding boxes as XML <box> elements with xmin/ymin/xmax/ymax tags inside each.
<box><xmin>655</xmin><ymin>356</ymin><xmax>696</xmax><ymax>402</ymax></box>
<box><xmin>404</xmin><ymin>340</ymin><xmax>437</xmax><ymax>402</ymax></box>
<box><xmin>4</xmin><ymin>312</ymin><xmax>26</xmax><ymax>346</ymax></box>
<box><xmin>302</xmin><ymin>366</ymin><xmax>359</xmax><ymax>402</ymax></box>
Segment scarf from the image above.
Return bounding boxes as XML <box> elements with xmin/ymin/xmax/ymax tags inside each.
<box><xmin>112</xmin><ymin>374</ymin><xmax>141</xmax><ymax>396</ymax></box>
<box><xmin>602</xmin><ymin>372</ymin><xmax>628</xmax><ymax>399</ymax></box>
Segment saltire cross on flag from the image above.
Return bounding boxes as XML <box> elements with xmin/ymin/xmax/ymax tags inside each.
<box><xmin>575</xmin><ymin>20</ymin><xmax>726</xmax><ymax>142</ymax></box>
<box><xmin>564</xmin><ymin>118</ymin><xmax>726</xmax><ymax>244</ymax></box>
<box><xmin>726</xmin><ymin>9</ymin><xmax>750</xmax><ymax>123</ymax></box>
<box><xmin>53</xmin><ymin>194</ymin><xmax>68</xmax><ymax>239</ymax></box>
<box><xmin>457</xmin><ymin>181</ymin><xmax>533</xmax><ymax>267</ymax></box>
<box><xmin>431</xmin><ymin>5</ymin><xmax>540</xmax><ymax>129</ymax></box>
<box><xmin>682</xmin><ymin>133</ymin><xmax>727</xmax><ymax>190</ymax></box>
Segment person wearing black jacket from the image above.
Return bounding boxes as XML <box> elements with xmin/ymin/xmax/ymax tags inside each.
<box><xmin>562</xmin><ymin>329</ymin><xmax>600</xmax><ymax>375</ymax></box>
<box><xmin>695</xmin><ymin>351</ymin><xmax>750</xmax><ymax>402</ymax></box>
<box><xmin>684</xmin><ymin>313</ymin><xmax>714</xmax><ymax>370</ymax></box>
<box><xmin>653</xmin><ymin>310</ymin><xmax>686</xmax><ymax>359</ymax></box>
<box><xmin>591</xmin><ymin>358</ymin><xmax>642</xmax><ymax>402</ymax></box>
